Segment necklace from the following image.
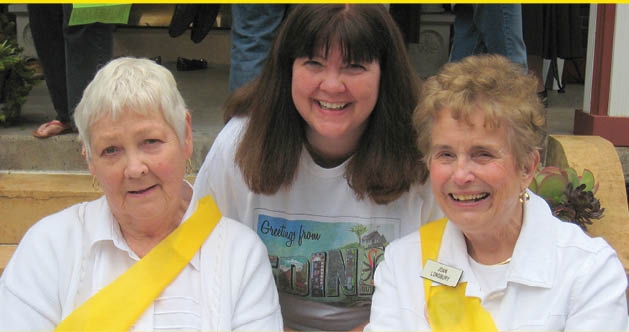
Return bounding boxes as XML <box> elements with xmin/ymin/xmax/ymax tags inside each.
<box><xmin>493</xmin><ymin>257</ymin><xmax>512</xmax><ymax>265</ymax></box>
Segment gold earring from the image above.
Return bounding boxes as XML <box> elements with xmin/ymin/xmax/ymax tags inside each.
<box><xmin>91</xmin><ymin>176</ymin><xmax>101</xmax><ymax>191</ymax></box>
<box><xmin>186</xmin><ymin>159</ymin><xmax>193</xmax><ymax>175</ymax></box>
<box><xmin>519</xmin><ymin>190</ymin><xmax>530</xmax><ymax>203</ymax></box>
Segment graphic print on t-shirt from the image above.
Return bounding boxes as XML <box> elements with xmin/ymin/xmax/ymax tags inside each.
<box><xmin>255</xmin><ymin>208</ymin><xmax>400</xmax><ymax>308</ymax></box>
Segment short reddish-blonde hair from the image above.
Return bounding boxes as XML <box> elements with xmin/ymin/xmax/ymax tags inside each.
<box><xmin>414</xmin><ymin>54</ymin><xmax>546</xmax><ymax>170</ymax></box>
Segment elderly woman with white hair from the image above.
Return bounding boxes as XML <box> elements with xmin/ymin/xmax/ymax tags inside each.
<box><xmin>0</xmin><ymin>57</ymin><xmax>283</xmax><ymax>331</ymax></box>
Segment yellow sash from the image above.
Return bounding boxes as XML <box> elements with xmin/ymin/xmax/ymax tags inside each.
<box><xmin>420</xmin><ymin>218</ymin><xmax>498</xmax><ymax>332</ymax></box>
<box><xmin>55</xmin><ymin>195</ymin><xmax>222</xmax><ymax>331</ymax></box>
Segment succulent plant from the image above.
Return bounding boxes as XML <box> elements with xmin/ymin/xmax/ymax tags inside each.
<box><xmin>529</xmin><ymin>166</ymin><xmax>605</xmax><ymax>231</ymax></box>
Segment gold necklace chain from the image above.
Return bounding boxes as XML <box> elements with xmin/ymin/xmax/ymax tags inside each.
<box><xmin>493</xmin><ymin>257</ymin><xmax>512</xmax><ymax>265</ymax></box>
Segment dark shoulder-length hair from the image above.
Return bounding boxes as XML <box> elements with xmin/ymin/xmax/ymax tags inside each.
<box><xmin>225</xmin><ymin>4</ymin><xmax>426</xmax><ymax>204</ymax></box>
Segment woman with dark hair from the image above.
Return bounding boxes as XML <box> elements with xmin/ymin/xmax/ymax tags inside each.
<box><xmin>194</xmin><ymin>5</ymin><xmax>442</xmax><ymax>330</ymax></box>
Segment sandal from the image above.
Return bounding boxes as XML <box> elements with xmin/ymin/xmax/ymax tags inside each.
<box><xmin>32</xmin><ymin>120</ymin><xmax>73</xmax><ymax>139</ymax></box>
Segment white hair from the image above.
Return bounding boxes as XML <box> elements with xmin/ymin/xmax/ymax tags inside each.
<box><xmin>74</xmin><ymin>57</ymin><xmax>188</xmax><ymax>159</ymax></box>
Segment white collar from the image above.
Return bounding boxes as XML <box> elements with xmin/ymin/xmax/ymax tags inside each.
<box><xmin>436</xmin><ymin>190</ymin><xmax>557</xmax><ymax>296</ymax></box>
<box><xmin>84</xmin><ymin>181</ymin><xmax>201</xmax><ymax>271</ymax></box>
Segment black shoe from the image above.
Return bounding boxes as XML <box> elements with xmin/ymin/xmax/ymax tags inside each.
<box><xmin>176</xmin><ymin>57</ymin><xmax>208</xmax><ymax>71</ymax></box>
<box><xmin>537</xmin><ymin>89</ymin><xmax>548</xmax><ymax>108</ymax></box>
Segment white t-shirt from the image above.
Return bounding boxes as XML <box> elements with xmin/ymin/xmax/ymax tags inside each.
<box><xmin>366</xmin><ymin>191</ymin><xmax>629</xmax><ymax>331</ymax></box>
<box><xmin>0</xmin><ymin>186</ymin><xmax>283</xmax><ymax>331</ymax></box>
<box><xmin>193</xmin><ymin>117</ymin><xmax>443</xmax><ymax>330</ymax></box>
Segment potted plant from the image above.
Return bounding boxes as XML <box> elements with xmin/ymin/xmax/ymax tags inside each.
<box><xmin>0</xmin><ymin>9</ymin><xmax>36</xmax><ymax>125</ymax></box>
<box><xmin>529</xmin><ymin>165</ymin><xmax>605</xmax><ymax>231</ymax></box>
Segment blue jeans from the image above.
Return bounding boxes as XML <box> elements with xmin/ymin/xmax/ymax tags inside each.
<box><xmin>27</xmin><ymin>4</ymin><xmax>114</xmax><ymax>124</ymax></box>
<box><xmin>450</xmin><ymin>4</ymin><xmax>527</xmax><ymax>69</ymax></box>
<box><xmin>229</xmin><ymin>5</ymin><xmax>286</xmax><ymax>92</ymax></box>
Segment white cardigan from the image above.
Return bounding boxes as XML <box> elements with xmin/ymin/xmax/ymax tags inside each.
<box><xmin>0</xmin><ymin>189</ymin><xmax>283</xmax><ymax>331</ymax></box>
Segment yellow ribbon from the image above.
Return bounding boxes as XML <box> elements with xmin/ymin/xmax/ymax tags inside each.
<box><xmin>56</xmin><ymin>195</ymin><xmax>222</xmax><ymax>331</ymax></box>
<box><xmin>420</xmin><ymin>218</ymin><xmax>498</xmax><ymax>332</ymax></box>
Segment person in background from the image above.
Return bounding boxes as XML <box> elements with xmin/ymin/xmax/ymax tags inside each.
<box><xmin>522</xmin><ymin>4</ymin><xmax>586</xmax><ymax>107</ymax></box>
<box><xmin>449</xmin><ymin>4</ymin><xmax>528</xmax><ymax>69</ymax></box>
<box><xmin>229</xmin><ymin>4</ymin><xmax>287</xmax><ymax>92</ymax></box>
<box><xmin>366</xmin><ymin>54</ymin><xmax>628</xmax><ymax>331</ymax></box>
<box><xmin>0</xmin><ymin>57</ymin><xmax>282</xmax><ymax>331</ymax></box>
<box><xmin>28</xmin><ymin>4</ymin><xmax>114</xmax><ymax>138</ymax></box>
<box><xmin>193</xmin><ymin>4</ymin><xmax>442</xmax><ymax>330</ymax></box>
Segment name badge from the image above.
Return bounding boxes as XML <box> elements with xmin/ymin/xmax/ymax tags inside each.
<box><xmin>421</xmin><ymin>259</ymin><xmax>463</xmax><ymax>287</ymax></box>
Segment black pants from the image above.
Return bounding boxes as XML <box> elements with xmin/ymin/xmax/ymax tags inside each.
<box><xmin>27</xmin><ymin>4</ymin><xmax>115</xmax><ymax>125</ymax></box>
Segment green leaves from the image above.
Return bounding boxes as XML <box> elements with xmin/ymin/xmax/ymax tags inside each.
<box><xmin>0</xmin><ymin>12</ymin><xmax>37</xmax><ymax>125</ymax></box>
<box><xmin>0</xmin><ymin>40</ymin><xmax>20</xmax><ymax>72</ymax></box>
<box><xmin>529</xmin><ymin>166</ymin><xmax>604</xmax><ymax>231</ymax></box>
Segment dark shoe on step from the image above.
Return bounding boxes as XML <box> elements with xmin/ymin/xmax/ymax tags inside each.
<box><xmin>176</xmin><ymin>57</ymin><xmax>208</xmax><ymax>71</ymax></box>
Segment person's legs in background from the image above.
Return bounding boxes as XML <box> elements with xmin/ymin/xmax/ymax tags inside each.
<box><xmin>62</xmin><ymin>4</ymin><xmax>115</xmax><ymax>121</ymax></box>
<box><xmin>27</xmin><ymin>4</ymin><xmax>70</xmax><ymax>128</ymax></box>
<box><xmin>29</xmin><ymin>5</ymin><xmax>114</xmax><ymax>138</ymax></box>
<box><xmin>229</xmin><ymin>4</ymin><xmax>286</xmax><ymax>92</ymax></box>
<box><xmin>450</xmin><ymin>4</ymin><xmax>527</xmax><ymax>70</ymax></box>
<box><xmin>449</xmin><ymin>4</ymin><xmax>482</xmax><ymax>63</ymax></box>
<box><xmin>473</xmin><ymin>4</ymin><xmax>527</xmax><ymax>69</ymax></box>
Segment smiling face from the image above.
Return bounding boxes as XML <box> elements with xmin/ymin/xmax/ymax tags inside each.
<box><xmin>291</xmin><ymin>44</ymin><xmax>381</xmax><ymax>157</ymax></box>
<box><xmin>87</xmin><ymin>110</ymin><xmax>192</xmax><ymax>226</ymax></box>
<box><xmin>428</xmin><ymin>108</ymin><xmax>536</xmax><ymax>235</ymax></box>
